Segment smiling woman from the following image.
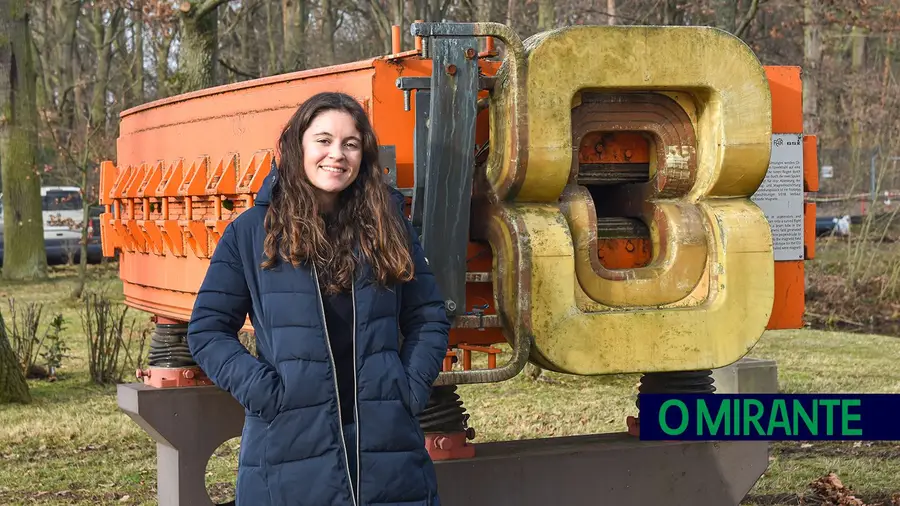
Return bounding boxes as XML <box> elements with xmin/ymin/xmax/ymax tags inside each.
<box><xmin>301</xmin><ymin>109</ymin><xmax>364</xmax><ymax>208</ymax></box>
<box><xmin>185</xmin><ymin>91</ymin><xmax>450</xmax><ymax>506</ymax></box>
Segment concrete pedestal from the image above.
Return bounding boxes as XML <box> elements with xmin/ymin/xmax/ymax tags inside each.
<box><xmin>712</xmin><ymin>357</ymin><xmax>779</xmax><ymax>394</ymax></box>
<box><xmin>118</xmin><ymin>357</ymin><xmax>779</xmax><ymax>505</ymax></box>
<box><xmin>118</xmin><ymin>383</ymin><xmax>244</xmax><ymax>506</ymax></box>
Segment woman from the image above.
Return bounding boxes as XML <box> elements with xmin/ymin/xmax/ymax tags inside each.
<box><xmin>187</xmin><ymin>91</ymin><xmax>450</xmax><ymax>506</ymax></box>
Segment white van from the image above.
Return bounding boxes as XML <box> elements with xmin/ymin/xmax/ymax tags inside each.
<box><xmin>0</xmin><ymin>186</ymin><xmax>102</xmax><ymax>264</ymax></box>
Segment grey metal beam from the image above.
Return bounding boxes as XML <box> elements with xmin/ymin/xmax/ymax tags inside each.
<box><xmin>434</xmin><ymin>433</ymin><xmax>770</xmax><ymax>506</ymax></box>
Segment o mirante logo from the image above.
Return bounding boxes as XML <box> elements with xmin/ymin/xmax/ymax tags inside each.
<box><xmin>639</xmin><ymin>394</ymin><xmax>897</xmax><ymax>441</ymax></box>
<box><xmin>657</xmin><ymin>398</ymin><xmax>861</xmax><ymax>437</ymax></box>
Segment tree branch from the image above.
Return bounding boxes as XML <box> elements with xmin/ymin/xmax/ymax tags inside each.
<box><xmin>735</xmin><ymin>0</ymin><xmax>761</xmax><ymax>38</ymax></box>
<box><xmin>184</xmin><ymin>0</ymin><xmax>231</xmax><ymax>20</ymax></box>
<box><xmin>218</xmin><ymin>57</ymin><xmax>259</xmax><ymax>79</ymax></box>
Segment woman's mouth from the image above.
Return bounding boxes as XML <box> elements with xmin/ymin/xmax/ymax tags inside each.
<box><xmin>319</xmin><ymin>165</ymin><xmax>345</xmax><ymax>174</ymax></box>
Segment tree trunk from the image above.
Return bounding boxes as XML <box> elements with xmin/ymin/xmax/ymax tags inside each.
<box><xmin>133</xmin><ymin>0</ymin><xmax>144</xmax><ymax>104</ymax></box>
<box><xmin>89</xmin><ymin>6</ymin><xmax>120</xmax><ymax>133</ymax></box>
<box><xmin>802</xmin><ymin>0</ymin><xmax>821</xmax><ymax>135</ymax></box>
<box><xmin>177</xmin><ymin>0</ymin><xmax>228</xmax><ymax>93</ymax></box>
<box><xmin>663</xmin><ymin>0</ymin><xmax>684</xmax><ymax>25</ymax></box>
<box><xmin>849</xmin><ymin>25</ymin><xmax>866</xmax><ymax>154</ymax></box>
<box><xmin>0</xmin><ymin>313</ymin><xmax>31</xmax><ymax>404</ymax></box>
<box><xmin>1</xmin><ymin>0</ymin><xmax>49</xmax><ymax>281</ymax></box>
<box><xmin>155</xmin><ymin>34</ymin><xmax>174</xmax><ymax>98</ymax></box>
<box><xmin>475</xmin><ymin>0</ymin><xmax>497</xmax><ymax>22</ymax></box>
<box><xmin>56</xmin><ymin>0</ymin><xmax>81</xmax><ymax>149</ymax></box>
<box><xmin>538</xmin><ymin>0</ymin><xmax>555</xmax><ymax>30</ymax></box>
<box><xmin>266</xmin><ymin>1</ymin><xmax>279</xmax><ymax>74</ymax></box>
<box><xmin>321</xmin><ymin>0</ymin><xmax>336</xmax><ymax>65</ymax></box>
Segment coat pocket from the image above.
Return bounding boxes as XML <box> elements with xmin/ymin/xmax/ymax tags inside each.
<box><xmin>388</xmin><ymin>352</ymin><xmax>414</xmax><ymax>416</ymax></box>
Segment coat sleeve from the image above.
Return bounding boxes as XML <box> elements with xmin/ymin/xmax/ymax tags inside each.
<box><xmin>187</xmin><ymin>222</ymin><xmax>284</xmax><ymax>423</ymax></box>
<box><xmin>395</xmin><ymin>197</ymin><xmax>451</xmax><ymax>417</ymax></box>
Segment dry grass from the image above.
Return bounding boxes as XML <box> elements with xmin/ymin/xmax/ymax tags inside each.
<box><xmin>742</xmin><ymin>330</ymin><xmax>900</xmax><ymax>506</ymax></box>
<box><xmin>1</xmin><ymin>264</ymin><xmax>899</xmax><ymax>505</ymax></box>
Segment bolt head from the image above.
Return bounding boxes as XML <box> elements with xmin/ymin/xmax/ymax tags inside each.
<box><xmin>435</xmin><ymin>436</ymin><xmax>453</xmax><ymax>450</ymax></box>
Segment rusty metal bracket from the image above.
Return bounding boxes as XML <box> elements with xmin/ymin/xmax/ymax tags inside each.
<box><xmin>378</xmin><ymin>145</ymin><xmax>398</xmax><ymax>189</ymax></box>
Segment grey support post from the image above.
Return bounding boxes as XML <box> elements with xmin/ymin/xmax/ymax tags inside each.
<box><xmin>117</xmin><ymin>383</ymin><xmax>245</xmax><ymax>506</ymax></box>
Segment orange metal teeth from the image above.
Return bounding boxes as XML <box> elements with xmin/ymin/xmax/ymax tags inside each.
<box><xmin>99</xmin><ymin>150</ymin><xmax>273</xmax><ymax>260</ymax></box>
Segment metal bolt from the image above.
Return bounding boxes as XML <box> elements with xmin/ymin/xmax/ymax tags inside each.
<box><xmin>182</xmin><ymin>369</ymin><xmax>195</xmax><ymax>379</ymax></box>
<box><xmin>445</xmin><ymin>300</ymin><xmax>457</xmax><ymax>312</ymax></box>
<box><xmin>446</xmin><ymin>64</ymin><xmax>457</xmax><ymax>76</ymax></box>
<box><xmin>403</xmin><ymin>90</ymin><xmax>411</xmax><ymax>111</ymax></box>
<box><xmin>465</xmin><ymin>427</ymin><xmax>476</xmax><ymax>440</ymax></box>
<box><xmin>464</xmin><ymin>48</ymin><xmax>476</xmax><ymax>59</ymax></box>
<box><xmin>434</xmin><ymin>436</ymin><xmax>453</xmax><ymax>450</ymax></box>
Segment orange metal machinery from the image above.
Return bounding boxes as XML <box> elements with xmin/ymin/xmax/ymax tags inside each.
<box><xmin>107</xmin><ymin>22</ymin><xmax>817</xmax><ymax>506</ymax></box>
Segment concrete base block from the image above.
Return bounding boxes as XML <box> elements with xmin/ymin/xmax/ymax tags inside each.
<box><xmin>119</xmin><ymin>364</ymin><xmax>778</xmax><ymax>506</ymax></box>
<box><xmin>712</xmin><ymin>357</ymin><xmax>779</xmax><ymax>394</ymax></box>
<box><xmin>118</xmin><ymin>383</ymin><xmax>244</xmax><ymax>506</ymax></box>
<box><xmin>435</xmin><ymin>434</ymin><xmax>769</xmax><ymax>506</ymax></box>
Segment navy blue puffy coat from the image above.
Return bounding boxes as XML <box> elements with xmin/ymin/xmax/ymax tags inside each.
<box><xmin>187</xmin><ymin>161</ymin><xmax>450</xmax><ymax>505</ymax></box>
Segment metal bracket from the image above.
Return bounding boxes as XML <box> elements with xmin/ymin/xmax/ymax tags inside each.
<box><xmin>378</xmin><ymin>145</ymin><xmax>398</xmax><ymax>189</ymax></box>
<box><xmin>395</xmin><ymin>77</ymin><xmax>432</xmax><ymax>229</ymax></box>
<box><xmin>399</xmin><ymin>22</ymin><xmax>482</xmax><ymax>317</ymax></box>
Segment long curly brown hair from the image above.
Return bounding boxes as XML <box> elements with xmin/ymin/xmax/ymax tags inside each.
<box><xmin>261</xmin><ymin>92</ymin><xmax>414</xmax><ymax>294</ymax></box>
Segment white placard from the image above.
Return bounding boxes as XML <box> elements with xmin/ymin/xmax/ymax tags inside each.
<box><xmin>821</xmin><ymin>165</ymin><xmax>833</xmax><ymax>178</ymax></box>
<box><xmin>751</xmin><ymin>133</ymin><xmax>804</xmax><ymax>261</ymax></box>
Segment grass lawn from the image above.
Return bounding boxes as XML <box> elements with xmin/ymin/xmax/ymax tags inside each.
<box><xmin>1</xmin><ymin>264</ymin><xmax>899</xmax><ymax>505</ymax></box>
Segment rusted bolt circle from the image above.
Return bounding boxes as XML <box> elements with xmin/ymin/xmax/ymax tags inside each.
<box><xmin>183</xmin><ymin>369</ymin><xmax>195</xmax><ymax>379</ymax></box>
<box><xmin>464</xmin><ymin>48</ymin><xmax>476</xmax><ymax>59</ymax></box>
<box><xmin>446</xmin><ymin>64</ymin><xmax>457</xmax><ymax>76</ymax></box>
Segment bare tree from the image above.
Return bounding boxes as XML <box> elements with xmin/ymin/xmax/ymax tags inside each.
<box><xmin>0</xmin><ymin>313</ymin><xmax>31</xmax><ymax>404</ymax></box>
<box><xmin>1</xmin><ymin>0</ymin><xmax>49</xmax><ymax>281</ymax></box>
<box><xmin>177</xmin><ymin>0</ymin><xmax>230</xmax><ymax>92</ymax></box>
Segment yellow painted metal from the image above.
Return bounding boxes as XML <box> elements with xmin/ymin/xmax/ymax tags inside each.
<box><xmin>482</xmin><ymin>25</ymin><xmax>776</xmax><ymax>375</ymax></box>
<box><xmin>487</xmin><ymin>201</ymin><xmax>774</xmax><ymax>375</ymax></box>
<box><xmin>560</xmin><ymin>186</ymin><xmax>708</xmax><ymax>307</ymax></box>
<box><xmin>485</xmin><ymin>25</ymin><xmax>772</xmax><ymax>203</ymax></box>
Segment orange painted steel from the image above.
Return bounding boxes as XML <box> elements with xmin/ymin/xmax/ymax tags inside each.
<box><xmin>135</xmin><ymin>365</ymin><xmax>214</xmax><ymax>388</ymax></box>
<box><xmin>100</xmin><ymin>50</ymin><xmax>506</xmax><ymax>365</ymax></box>
<box><xmin>763</xmin><ymin>66</ymin><xmax>814</xmax><ymax>330</ymax></box>
<box><xmin>100</xmin><ymin>48</ymin><xmax>812</xmax><ymax>370</ymax></box>
<box><xmin>425</xmin><ymin>432</ymin><xmax>475</xmax><ymax>461</ymax></box>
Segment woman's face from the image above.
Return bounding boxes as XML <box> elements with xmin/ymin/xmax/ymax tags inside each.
<box><xmin>301</xmin><ymin>109</ymin><xmax>363</xmax><ymax>206</ymax></box>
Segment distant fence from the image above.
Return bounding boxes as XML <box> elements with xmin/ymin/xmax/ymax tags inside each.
<box><xmin>807</xmin><ymin>190</ymin><xmax>900</xmax><ymax>218</ymax></box>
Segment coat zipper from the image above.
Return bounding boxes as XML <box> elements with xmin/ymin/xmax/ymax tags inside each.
<box><xmin>351</xmin><ymin>282</ymin><xmax>360</xmax><ymax>505</ymax></box>
<box><xmin>312</xmin><ymin>264</ymin><xmax>358</xmax><ymax>506</ymax></box>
